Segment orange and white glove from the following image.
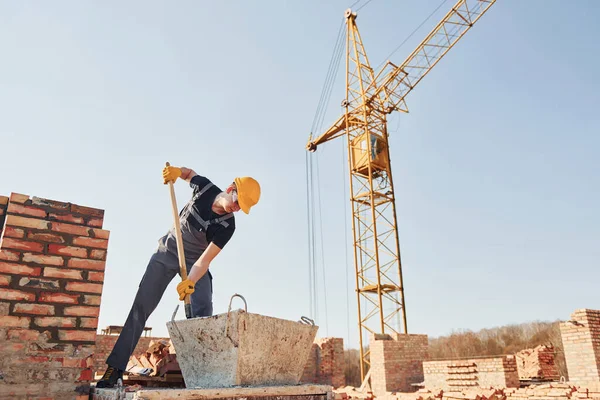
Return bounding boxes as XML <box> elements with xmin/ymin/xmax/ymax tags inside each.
<box><xmin>176</xmin><ymin>279</ymin><xmax>195</xmax><ymax>301</ymax></box>
<box><xmin>163</xmin><ymin>166</ymin><xmax>182</xmax><ymax>184</ymax></box>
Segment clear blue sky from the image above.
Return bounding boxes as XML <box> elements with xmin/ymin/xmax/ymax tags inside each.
<box><xmin>1</xmin><ymin>1</ymin><xmax>598</xmax><ymax>350</ymax></box>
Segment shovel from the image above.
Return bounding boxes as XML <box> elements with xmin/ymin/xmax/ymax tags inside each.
<box><xmin>165</xmin><ymin>162</ymin><xmax>193</xmax><ymax>319</ymax></box>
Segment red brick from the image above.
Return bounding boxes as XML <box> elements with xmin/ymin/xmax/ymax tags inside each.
<box><xmin>80</xmin><ymin>317</ymin><xmax>98</xmax><ymax>328</ymax></box>
<box><xmin>0</xmin><ymin>288</ymin><xmax>36</xmax><ymax>301</ymax></box>
<box><xmin>10</xmin><ymin>193</ymin><xmax>29</xmax><ymax>204</ymax></box>
<box><xmin>22</xmin><ymin>252</ymin><xmax>64</xmax><ymax>266</ymax></box>
<box><xmin>3</xmin><ymin>226</ymin><xmax>25</xmax><ymax>238</ymax></box>
<box><xmin>27</xmin><ymin>232</ymin><xmax>65</xmax><ymax>243</ymax></box>
<box><xmin>39</xmin><ymin>292</ymin><xmax>79</xmax><ymax>304</ymax></box>
<box><xmin>71</xmin><ymin>204</ymin><xmax>104</xmax><ymax>218</ymax></box>
<box><xmin>4</xmin><ymin>214</ymin><xmax>50</xmax><ymax>230</ymax></box>
<box><xmin>0</xmin><ymin>302</ymin><xmax>9</xmax><ymax>316</ymax></box>
<box><xmin>0</xmin><ymin>315</ymin><xmax>31</xmax><ymax>327</ymax></box>
<box><xmin>65</xmin><ymin>281</ymin><xmax>102</xmax><ymax>294</ymax></box>
<box><xmin>90</xmin><ymin>249</ymin><xmax>107</xmax><ymax>260</ymax></box>
<box><xmin>0</xmin><ymin>249</ymin><xmax>20</xmax><ymax>261</ymax></box>
<box><xmin>0</xmin><ymin>261</ymin><xmax>41</xmax><ymax>276</ymax></box>
<box><xmin>34</xmin><ymin>316</ymin><xmax>76</xmax><ymax>328</ymax></box>
<box><xmin>5</xmin><ymin>342</ymin><xmax>26</xmax><ymax>352</ymax></box>
<box><xmin>12</xmin><ymin>355</ymin><xmax>51</xmax><ymax>364</ymax></box>
<box><xmin>49</xmin><ymin>212</ymin><xmax>84</xmax><ymax>224</ymax></box>
<box><xmin>19</xmin><ymin>277</ymin><xmax>59</xmax><ymax>290</ymax></box>
<box><xmin>92</xmin><ymin>229</ymin><xmax>110</xmax><ymax>240</ymax></box>
<box><xmin>0</xmin><ymin>237</ymin><xmax>44</xmax><ymax>253</ymax></box>
<box><xmin>63</xmin><ymin>357</ymin><xmax>84</xmax><ymax>367</ymax></box>
<box><xmin>63</xmin><ymin>357</ymin><xmax>92</xmax><ymax>368</ymax></box>
<box><xmin>13</xmin><ymin>303</ymin><xmax>55</xmax><ymax>315</ymax></box>
<box><xmin>67</xmin><ymin>258</ymin><xmax>105</xmax><ymax>271</ymax></box>
<box><xmin>48</xmin><ymin>244</ymin><xmax>87</xmax><ymax>258</ymax></box>
<box><xmin>87</xmin><ymin>218</ymin><xmax>103</xmax><ymax>228</ymax></box>
<box><xmin>44</xmin><ymin>267</ymin><xmax>83</xmax><ymax>280</ymax></box>
<box><xmin>64</xmin><ymin>305</ymin><xmax>99</xmax><ymax>317</ymax></box>
<box><xmin>51</xmin><ymin>222</ymin><xmax>90</xmax><ymax>236</ymax></box>
<box><xmin>7</xmin><ymin>202</ymin><xmax>47</xmax><ymax>218</ymax></box>
<box><xmin>58</xmin><ymin>329</ymin><xmax>96</xmax><ymax>341</ymax></box>
<box><xmin>88</xmin><ymin>271</ymin><xmax>104</xmax><ymax>282</ymax></box>
<box><xmin>77</xmin><ymin>368</ymin><xmax>93</xmax><ymax>381</ymax></box>
<box><xmin>0</xmin><ymin>195</ymin><xmax>8</xmax><ymax>205</ymax></box>
<box><xmin>72</xmin><ymin>236</ymin><xmax>109</xmax><ymax>249</ymax></box>
<box><xmin>31</xmin><ymin>196</ymin><xmax>70</xmax><ymax>210</ymax></box>
<box><xmin>83</xmin><ymin>295</ymin><xmax>101</xmax><ymax>306</ymax></box>
<box><xmin>8</xmin><ymin>329</ymin><xmax>42</xmax><ymax>340</ymax></box>
<box><xmin>0</xmin><ymin>274</ymin><xmax>11</xmax><ymax>286</ymax></box>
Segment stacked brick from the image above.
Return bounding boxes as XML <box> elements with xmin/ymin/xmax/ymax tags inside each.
<box><xmin>423</xmin><ymin>356</ymin><xmax>520</xmax><ymax>390</ymax></box>
<box><xmin>301</xmin><ymin>337</ymin><xmax>346</xmax><ymax>388</ymax></box>
<box><xmin>515</xmin><ymin>345</ymin><xmax>559</xmax><ymax>381</ymax></box>
<box><xmin>92</xmin><ymin>334</ymin><xmax>171</xmax><ymax>377</ymax></box>
<box><xmin>370</xmin><ymin>333</ymin><xmax>430</xmax><ymax>396</ymax></box>
<box><xmin>335</xmin><ymin>382</ymin><xmax>600</xmax><ymax>400</ymax></box>
<box><xmin>0</xmin><ymin>192</ymin><xmax>109</xmax><ymax>399</ymax></box>
<box><xmin>560</xmin><ymin>309</ymin><xmax>600</xmax><ymax>384</ymax></box>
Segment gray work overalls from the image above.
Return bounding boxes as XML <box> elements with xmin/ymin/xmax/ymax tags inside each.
<box><xmin>106</xmin><ymin>183</ymin><xmax>233</xmax><ymax>371</ymax></box>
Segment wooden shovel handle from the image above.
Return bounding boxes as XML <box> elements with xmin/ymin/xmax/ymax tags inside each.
<box><xmin>166</xmin><ymin>162</ymin><xmax>192</xmax><ymax>318</ymax></box>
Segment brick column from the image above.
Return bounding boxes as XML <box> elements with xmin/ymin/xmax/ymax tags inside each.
<box><xmin>560</xmin><ymin>308</ymin><xmax>600</xmax><ymax>383</ymax></box>
<box><xmin>300</xmin><ymin>338</ymin><xmax>345</xmax><ymax>388</ymax></box>
<box><xmin>316</xmin><ymin>338</ymin><xmax>345</xmax><ymax>388</ymax></box>
<box><xmin>370</xmin><ymin>333</ymin><xmax>429</xmax><ymax>396</ymax></box>
<box><xmin>0</xmin><ymin>192</ymin><xmax>109</xmax><ymax>399</ymax></box>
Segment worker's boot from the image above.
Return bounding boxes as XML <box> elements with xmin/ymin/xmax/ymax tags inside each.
<box><xmin>95</xmin><ymin>365</ymin><xmax>124</xmax><ymax>388</ymax></box>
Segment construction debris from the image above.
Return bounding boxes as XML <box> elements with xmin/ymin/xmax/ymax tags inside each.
<box><xmin>124</xmin><ymin>339</ymin><xmax>181</xmax><ymax>383</ymax></box>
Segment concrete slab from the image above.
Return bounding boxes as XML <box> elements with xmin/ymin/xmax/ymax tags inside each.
<box><xmin>166</xmin><ymin>309</ymin><xmax>318</xmax><ymax>388</ymax></box>
<box><xmin>91</xmin><ymin>384</ymin><xmax>332</xmax><ymax>400</ymax></box>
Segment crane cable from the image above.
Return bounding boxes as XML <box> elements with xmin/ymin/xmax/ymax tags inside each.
<box><xmin>305</xmin><ymin>12</ymin><xmax>347</xmax><ymax>333</ymax></box>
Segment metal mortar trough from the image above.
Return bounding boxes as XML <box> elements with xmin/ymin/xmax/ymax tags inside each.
<box><xmin>166</xmin><ymin>294</ymin><xmax>319</xmax><ymax>389</ymax></box>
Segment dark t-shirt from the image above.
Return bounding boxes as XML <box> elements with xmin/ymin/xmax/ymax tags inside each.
<box><xmin>181</xmin><ymin>175</ymin><xmax>236</xmax><ymax>250</ymax></box>
<box><xmin>157</xmin><ymin>175</ymin><xmax>235</xmax><ymax>265</ymax></box>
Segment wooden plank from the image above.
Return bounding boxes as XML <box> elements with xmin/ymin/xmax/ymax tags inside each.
<box><xmin>135</xmin><ymin>384</ymin><xmax>332</xmax><ymax>400</ymax></box>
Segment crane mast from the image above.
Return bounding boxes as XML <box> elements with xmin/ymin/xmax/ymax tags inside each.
<box><xmin>306</xmin><ymin>0</ymin><xmax>497</xmax><ymax>379</ymax></box>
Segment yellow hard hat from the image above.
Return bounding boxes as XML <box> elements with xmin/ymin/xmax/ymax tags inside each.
<box><xmin>234</xmin><ymin>176</ymin><xmax>261</xmax><ymax>214</ymax></box>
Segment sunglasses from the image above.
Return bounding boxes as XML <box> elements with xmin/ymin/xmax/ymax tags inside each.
<box><xmin>232</xmin><ymin>191</ymin><xmax>239</xmax><ymax>205</ymax></box>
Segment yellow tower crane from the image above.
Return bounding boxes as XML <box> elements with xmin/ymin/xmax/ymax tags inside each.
<box><xmin>306</xmin><ymin>0</ymin><xmax>497</xmax><ymax>379</ymax></box>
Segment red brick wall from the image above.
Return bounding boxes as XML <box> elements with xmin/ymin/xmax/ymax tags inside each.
<box><xmin>370</xmin><ymin>333</ymin><xmax>430</xmax><ymax>396</ymax></box>
<box><xmin>423</xmin><ymin>356</ymin><xmax>520</xmax><ymax>390</ymax></box>
<box><xmin>0</xmin><ymin>192</ymin><xmax>109</xmax><ymax>399</ymax></box>
<box><xmin>92</xmin><ymin>334</ymin><xmax>171</xmax><ymax>376</ymax></box>
<box><xmin>560</xmin><ymin>308</ymin><xmax>600</xmax><ymax>383</ymax></box>
<box><xmin>300</xmin><ymin>337</ymin><xmax>345</xmax><ymax>388</ymax></box>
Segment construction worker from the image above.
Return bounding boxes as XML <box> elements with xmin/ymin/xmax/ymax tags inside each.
<box><xmin>95</xmin><ymin>165</ymin><xmax>261</xmax><ymax>388</ymax></box>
